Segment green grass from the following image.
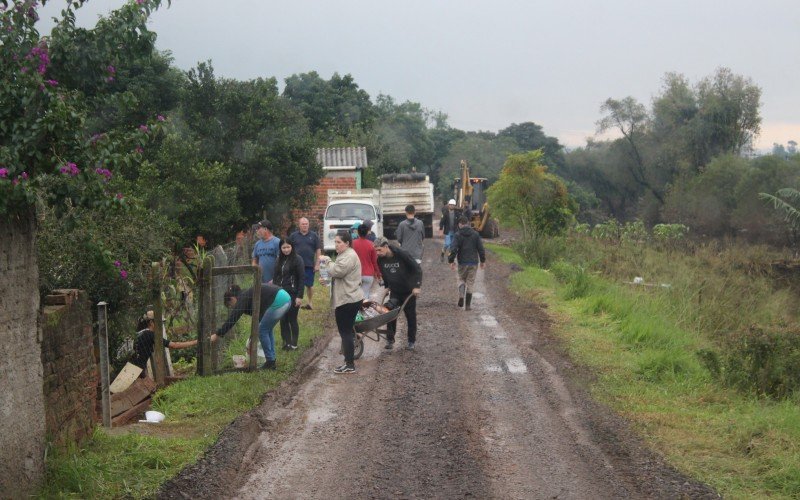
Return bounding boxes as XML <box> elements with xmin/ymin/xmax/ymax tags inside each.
<box><xmin>488</xmin><ymin>242</ymin><xmax>800</xmax><ymax>499</ymax></box>
<box><xmin>40</xmin><ymin>287</ymin><xmax>330</xmax><ymax>499</ymax></box>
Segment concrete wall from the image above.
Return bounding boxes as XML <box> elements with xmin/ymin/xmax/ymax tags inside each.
<box><xmin>0</xmin><ymin>213</ymin><xmax>46</xmax><ymax>498</ymax></box>
<box><xmin>41</xmin><ymin>289</ymin><xmax>98</xmax><ymax>447</ymax></box>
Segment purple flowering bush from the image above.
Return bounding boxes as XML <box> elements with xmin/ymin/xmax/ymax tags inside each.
<box><xmin>0</xmin><ymin>0</ymin><xmax>169</xmax><ymax>216</ymax></box>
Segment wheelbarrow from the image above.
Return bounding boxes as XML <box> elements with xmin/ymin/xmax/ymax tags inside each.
<box><xmin>352</xmin><ymin>294</ymin><xmax>414</xmax><ymax>360</ymax></box>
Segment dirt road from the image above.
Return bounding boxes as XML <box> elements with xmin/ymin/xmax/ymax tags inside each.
<box><xmin>161</xmin><ymin>237</ymin><xmax>717</xmax><ymax>499</ymax></box>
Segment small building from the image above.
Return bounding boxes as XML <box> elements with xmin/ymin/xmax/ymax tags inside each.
<box><xmin>296</xmin><ymin>147</ymin><xmax>369</xmax><ymax>232</ymax></box>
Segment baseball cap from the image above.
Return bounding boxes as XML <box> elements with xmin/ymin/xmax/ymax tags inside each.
<box><xmin>448</xmin><ymin>199</ymin><xmax>456</xmax><ymax>205</ymax></box>
<box><xmin>257</xmin><ymin>219</ymin><xmax>273</xmax><ymax>231</ymax></box>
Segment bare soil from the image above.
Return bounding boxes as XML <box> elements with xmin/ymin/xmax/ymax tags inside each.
<box><xmin>159</xmin><ymin>237</ymin><xmax>718</xmax><ymax>499</ymax></box>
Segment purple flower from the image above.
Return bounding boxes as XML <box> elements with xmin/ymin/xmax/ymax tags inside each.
<box><xmin>115</xmin><ymin>193</ymin><xmax>124</xmax><ymax>200</ymax></box>
<box><xmin>120</xmin><ymin>270</ymin><xmax>128</xmax><ymax>279</ymax></box>
<box><xmin>157</xmin><ymin>115</ymin><xmax>165</xmax><ymax>122</ymax></box>
<box><xmin>90</xmin><ymin>133</ymin><xmax>103</xmax><ymax>144</ymax></box>
<box><xmin>114</xmin><ymin>260</ymin><xmax>122</xmax><ymax>267</ymax></box>
<box><xmin>59</xmin><ymin>162</ymin><xmax>79</xmax><ymax>176</ymax></box>
<box><xmin>12</xmin><ymin>178</ymin><xmax>19</xmax><ymax>186</ymax></box>
<box><xmin>44</xmin><ymin>79</ymin><xmax>58</xmax><ymax>86</ymax></box>
<box><xmin>106</xmin><ymin>76</ymin><xmax>115</xmax><ymax>83</ymax></box>
<box><xmin>20</xmin><ymin>172</ymin><xmax>28</xmax><ymax>180</ymax></box>
<box><xmin>0</xmin><ymin>168</ymin><xmax>7</xmax><ymax>178</ymax></box>
<box><xmin>136</xmin><ymin>0</ymin><xmax>145</xmax><ymax>4</ymax></box>
<box><xmin>135</xmin><ymin>146</ymin><xmax>144</xmax><ymax>154</ymax></box>
<box><xmin>95</xmin><ymin>168</ymin><xmax>112</xmax><ymax>181</ymax></box>
<box><xmin>107</xmin><ymin>65</ymin><xmax>116</xmax><ymax>74</ymax></box>
<box><xmin>138</xmin><ymin>125</ymin><xmax>149</xmax><ymax>133</ymax></box>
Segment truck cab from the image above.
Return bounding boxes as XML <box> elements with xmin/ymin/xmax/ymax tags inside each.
<box><xmin>323</xmin><ymin>198</ymin><xmax>383</xmax><ymax>253</ymax></box>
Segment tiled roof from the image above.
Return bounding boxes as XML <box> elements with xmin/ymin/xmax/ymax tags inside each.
<box><xmin>316</xmin><ymin>147</ymin><xmax>368</xmax><ymax>170</ymax></box>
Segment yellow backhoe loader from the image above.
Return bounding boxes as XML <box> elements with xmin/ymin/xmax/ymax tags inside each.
<box><xmin>453</xmin><ymin>160</ymin><xmax>499</xmax><ymax>238</ymax></box>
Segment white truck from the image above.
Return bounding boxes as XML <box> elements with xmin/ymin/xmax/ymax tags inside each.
<box><xmin>379</xmin><ymin>173</ymin><xmax>435</xmax><ymax>239</ymax></box>
<box><xmin>322</xmin><ymin>189</ymin><xmax>383</xmax><ymax>252</ymax></box>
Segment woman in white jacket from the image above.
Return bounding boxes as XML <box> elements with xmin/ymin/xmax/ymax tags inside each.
<box><xmin>328</xmin><ymin>231</ymin><xmax>363</xmax><ymax>374</ymax></box>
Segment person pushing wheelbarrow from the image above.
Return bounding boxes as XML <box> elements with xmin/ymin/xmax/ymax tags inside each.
<box><xmin>373</xmin><ymin>236</ymin><xmax>422</xmax><ymax>350</ymax></box>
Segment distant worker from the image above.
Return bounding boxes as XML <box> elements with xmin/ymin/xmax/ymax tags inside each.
<box><xmin>395</xmin><ymin>204</ymin><xmax>425</xmax><ymax>264</ymax></box>
<box><xmin>448</xmin><ymin>216</ymin><xmax>486</xmax><ymax>311</ymax></box>
<box><xmin>439</xmin><ymin>198</ymin><xmax>460</xmax><ymax>262</ymax></box>
<box><xmin>289</xmin><ymin>217</ymin><xmax>322</xmax><ymax>310</ymax></box>
<box><xmin>252</xmin><ymin>219</ymin><xmax>280</xmax><ymax>283</ymax></box>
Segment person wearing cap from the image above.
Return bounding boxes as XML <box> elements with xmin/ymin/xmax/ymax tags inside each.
<box><xmin>374</xmin><ymin>236</ymin><xmax>422</xmax><ymax>350</ymax></box>
<box><xmin>252</xmin><ymin>219</ymin><xmax>281</xmax><ymax>283</ymax></box>
<box><xmin>439</xmin><ymin>199</ymin><xmax>462</xmax><ymax>262</ymax></box>
<box><xmin>361</xmin><ymin>219</ymin><xmax>377</xmax><ymax>242</ymax></box>
<box><xmin>395</xmin><ymin>204</ymin><xmax>425</xmax><ymax>264</ymax></box>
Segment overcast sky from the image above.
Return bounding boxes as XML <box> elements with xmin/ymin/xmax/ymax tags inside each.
<box><xmin>40</xmin><ymin>0</ymin><xmax>800</xmax><ymax>150</ymax></box>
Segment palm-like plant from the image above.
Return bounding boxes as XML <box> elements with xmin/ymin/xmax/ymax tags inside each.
<box><xmin>760</xmin><ymin>188</ymin><xmax>800</xmax><ymax>228</ymax></box>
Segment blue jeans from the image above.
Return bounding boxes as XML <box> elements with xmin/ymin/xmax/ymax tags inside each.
<box><xmin>444</xmin><ymin>231</ymin><xmax>455</xmax><ymax>251</ymax></box>
<box><xmin>259</xmin><ymin>292</ymin><xmax>291</xmax><ymax>362</ymax></box>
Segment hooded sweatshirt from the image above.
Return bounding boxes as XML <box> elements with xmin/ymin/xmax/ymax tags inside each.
<box><xmin>395</xmin><ymin>217</ymin><xmax>425</xmax><ymax>260</ymax></box>
<box><xmin>448</xmin><ymin>225</ymin><xmax>486</xmax><ymax>266</ymax></box>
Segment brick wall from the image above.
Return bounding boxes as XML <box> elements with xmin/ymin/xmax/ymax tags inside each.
<box><xmin>41</xmin><ymin>289</ymin><xmax>98</xmax><ymax>447</ymax></box>
<box><xmin>294</xmin><ymin>175</ymin><xmax>357</xmax><ymax>234</ymax></box>
<box><xmin>0</xmin><ymin>213</ymin><xmax>46</xmax><ymax>497</ymax></box>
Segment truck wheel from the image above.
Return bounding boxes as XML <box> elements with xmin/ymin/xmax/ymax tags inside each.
<box><xmin>481</xmin><ymin>219</ymin><xmax>499</xmax><ymax>239</ymax></box>
<box><xmin>424</xmin><ymin>214</ymin><xmax>433</xmax><ymax>238</ymax></box>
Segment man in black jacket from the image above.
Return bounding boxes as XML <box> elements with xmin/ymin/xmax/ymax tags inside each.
<box><xmin>448</xmin><ymin>216</ymin><xmax>486</xmax><ymax>311</ymax></box>
<box><xmin>374</xmin><ymin>237</ymin><xmax>422</xmax><ymax>350</ymax></box>
<box><xmin>438</xmin><ymin>199</ymin><xmax>461</xmax><ymax>262</ymax></box>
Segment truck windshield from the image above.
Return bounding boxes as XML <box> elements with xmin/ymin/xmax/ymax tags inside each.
<box><xmin>325</xmin><ymin>203</ymin><xmax>376</xmax><ymax>220</ymax></box>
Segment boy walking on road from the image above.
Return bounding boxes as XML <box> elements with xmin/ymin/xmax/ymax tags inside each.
<box><xmin>448</xmin><ymin>216</ymin><xmax>486</xmax><ymax>311</ymax></box>
<box><xmin>374</xmin><ymin>237</ymin><xmax>422</xmax><ymax>350</ymax></box>
<box><xmin>395</xmin><ymin>204</ymin><xmax>425</xmax><ymax>264</ymax></box>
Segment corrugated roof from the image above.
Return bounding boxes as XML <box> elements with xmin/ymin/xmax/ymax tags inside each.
<box><xmin>316</xmin><ymin>147</ymin><xmax>368</xmax><ymax>170</ymax></box>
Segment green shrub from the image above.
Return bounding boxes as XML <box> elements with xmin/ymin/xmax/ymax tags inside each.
<box><xmin>514</xmin><ymin>235</ymin><xmax>565</xmax><ymax>268</ymax></box>
<box><xmin>636</xmin><ymin>349</ymin><xmax>698</xmax><ymax>382</ymax></box>
<box><xmin>550</xmin><ymin>260</ymin><xmax>592</xmax><ymax>299</ymax></box>
<box><xmin>37</xmin><ymin>203</ymin><xmax>179</xmax><ymax>364</ymax></box>
<box><xmin>722</xmin><ymin>326</ymin><xmax>800</xmax><ymax>399</ymax></box>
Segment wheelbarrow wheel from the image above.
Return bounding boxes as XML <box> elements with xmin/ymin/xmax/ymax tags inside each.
<box><xmin>353</xmin><ymin>335</ymin><xmax>364</xmax><ymax>360</ymax></box>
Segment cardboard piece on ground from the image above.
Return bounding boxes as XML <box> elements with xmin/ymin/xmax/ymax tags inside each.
<box><xmin>112</xmin><ymin>399</ymin><xmax>152</xmax><ymax>426</ymax></box>
<box><xmin>110</xmin><ymin>362</ymin><xmax>143</xmax><ymax>394</ymax></box>
<box><xmin>110</xmin><ymin>377</ymin><xmax>157</xmax><ymax>418</ymax></box>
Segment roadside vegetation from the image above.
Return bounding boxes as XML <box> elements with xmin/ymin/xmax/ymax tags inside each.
<box><xmin>490</xmin><ymin>233</ymin><xmax>800</xmax><ymax>498</ymax></box>
<box><xmin>40</xmin><ymin>296</ymin><xmax>329</xmax><ymax>499</ymax></box>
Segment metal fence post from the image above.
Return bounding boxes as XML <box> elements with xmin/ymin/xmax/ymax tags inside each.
<box><xmin>197</xmin><ymin>257</ymin><xmax>214</xmax><ymax>376</ymax></box>
<box><xmin>97</xmin><ymin>302</ymin><xmax>111</xmax><ymax>428</ymax></box>
<box><xmin>151</xmin><ymin>262</ymin><xmax>167</xmax><ymax>385</ymax></box>
<box><xmin>249</xmin><ymin>266</ymin><xmax>262</xmax><ymax>371</ymax></box>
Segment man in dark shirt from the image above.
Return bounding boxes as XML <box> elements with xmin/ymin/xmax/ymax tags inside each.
<box><xmin>448</xmin><ymin>216</ymin><xmax>486</xmax><ymax>311</ymax></box>
<box><xmin>374</xmin><ymin>236</ymin><xmax>422</xmax><ymax>350</ymax></box>
<box><xmin>289</xmin><ymin>217</ymin><xmax>322</xmax><ymax>310</ymax></box>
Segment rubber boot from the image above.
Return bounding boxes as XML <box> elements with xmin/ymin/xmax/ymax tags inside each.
<box><xmin>465</xmin><ymin>293</ymin><xmax>473</xmax><ymax>311</ymax></box>
<box><xmin>458</xmin><ymin>284</ymin><xmax>465</xmax><ymax>307</ymax></box>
